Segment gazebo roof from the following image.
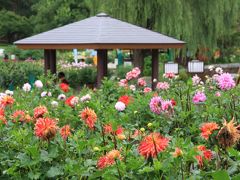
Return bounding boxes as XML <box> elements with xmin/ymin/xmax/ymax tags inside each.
<box><xmin>15</xmin><ymin>13</ymin><xmax>185</xmax><ymax>49</ymax></box>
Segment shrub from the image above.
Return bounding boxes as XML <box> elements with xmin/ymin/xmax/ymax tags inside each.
<box><xmin>65</xmin><ymin>67</ymin><xmax>97</xmax><ymax>88</ymax></box>
<box><xmin>0</xmin><ymin>61</ymin><xmax>43</xmax><ymax>89</ymax></box>
<box><xmin>4</xmin><ymin>45</ymin><xmax>43</xmax><ymax>60</ymax></box>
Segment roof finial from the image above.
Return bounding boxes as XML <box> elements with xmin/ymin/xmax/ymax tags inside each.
<box><xmin>96</xmin><ymin>12</ymin><xmax>109</xmax><ymax>17</ymax></box>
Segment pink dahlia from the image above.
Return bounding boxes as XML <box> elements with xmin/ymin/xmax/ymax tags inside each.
<box><xmin>192</xmin><ymin>91</ymin><xmax>206</xmax><ymax>104</ymax></box>
<box><xmin>149</xmin><ymin>96</ymin><xmax>162</xmax><ymax>114</ymax></box>
<box><xmin>137</xmin><ymin>78</ymin><xmax>147</xmax><ymax>87</ymax></box>
<box><xmin>216</xmin><ymin>73</ymin><xmax>235</xmax><ymax>91</ymax></box>
<box><xmin>156</xmin><ymin>82</ymin><xmax>170</xmax><ymax>90</ymax></box>
<box><xmin>144</xmin><ymin>87</ymin><xmax>152</xmax><ymax>93</ymax></box>
<box><xmin>192</xmin><ymin>75</ymin><xmax>201</xmax><ymax>86</ymax></box>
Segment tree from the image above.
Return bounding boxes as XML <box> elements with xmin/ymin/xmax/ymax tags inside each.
<box><xmin>31</xmin><ymin>0</ymin><xmax>90</xmax><ymax>33</ymax></box>
<box><xmin>0</xmin><ymin>10</ymin><xmax>32</xmax><ymax>43</ymax></box>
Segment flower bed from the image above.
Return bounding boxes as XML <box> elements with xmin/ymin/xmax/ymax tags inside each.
<box><xmin>0</xmin><ymin>67</ymin><xmax>239</xmax><ymax>179</ymax></box>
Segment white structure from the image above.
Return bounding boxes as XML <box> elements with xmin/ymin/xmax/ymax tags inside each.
<box><xmin>164</xmin><ymin>61</ymin><xmax>179</xmax><ymax>74</ymax></box>
<box><xmin>188</xmin><ymin>60</ymin><xmax>204</xmax><ymax>73</ymax></box>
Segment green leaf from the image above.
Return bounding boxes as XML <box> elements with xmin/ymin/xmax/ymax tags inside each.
<box><xmin>46</xmin><ymin>166</ymin><xmax>64</xmax><ymax>178</ymax></box>
<box><xmin>232</xmin><ymin>174</ymin><xmax>240</xmax><ymax>180</ymax></box>
<box><xmin>211</xmin><ymin>170</ymin><xmax>230</xmax><ymax>180</ymax></box>
<box><xmin>28</xmin><ymin>171</ymin><xmax>41</xmax><ymax>180</ymax></box>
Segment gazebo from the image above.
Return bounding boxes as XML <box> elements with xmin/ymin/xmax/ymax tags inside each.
<box><xmin>14</xmin><ymin>13</ymin><xmax>185</xmax><ymax>89</ymax></box>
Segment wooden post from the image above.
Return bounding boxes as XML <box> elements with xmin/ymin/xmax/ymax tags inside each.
<box><xmin>49</xmin><ymin>50</ymin><xmax>56</xmax><ymax>74</ymax></box>
<box><xmin>152</xmin><ymin>49</ymin><xmax>159</xmax><ymax>90</ymax></box>
<box><xmin>44</xmin><ymin>49</ymin><xmax>50</xmax><ymax>75</ymax></box>
<box><xmin>44</xmin><ymin>49</ymin><xmax>56</xmax><ymax>74</ymax></box>
<box><xmin>97</xmin><ymin>49</ymin><xmax>108</xmax><ymax>87</ymax></box>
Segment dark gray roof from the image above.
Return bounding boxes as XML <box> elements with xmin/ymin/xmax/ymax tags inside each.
<box><xmin>15</xmin><ymin>13</ymin><xmax>185</xmax><ymax>49</ymax></box>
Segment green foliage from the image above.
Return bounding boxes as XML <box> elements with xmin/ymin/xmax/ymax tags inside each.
<box><xmin>4</xmin><ymin>45</ymin><xmax>43</xmax><ymax>60</ymax></box>
<box><xmin>0</xmin><ymin>10</ymin><xmax>32</xmax><ymax>42</ymax></box>
<box><xmin>0</xmin><ymin>61</ymin><xmax>43</xmax><ymax>89</ymax></box>
<box><xmin>116</xmin><ymin>65</ymin><xmax>133</xmax><ymax>79</ymax></box>
<box><xmin>65</xmin><ymin>67</ymin><xmax>97</xmax><ymax>88</ymax></box>
<box><xmin>0</xmin><ymin>67</ymin><xmax>240</xmax><ymax>179</ymax></box>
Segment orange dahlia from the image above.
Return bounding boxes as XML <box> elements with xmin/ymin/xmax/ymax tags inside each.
<box><xmin>80</xmin><ymin>107</ymin><xmax>97</xmax><ymax>129</ymax></box>
<box><xmin>34</xmin><ymin>106</ymin><xmax>48</xmax><ymax>119</ymax></box>
<box><xmin>172</xmin><ymin>147</ymin><xmax>183</xmax><ymax>158</ymax></box>
<box><xmin>118</xmin><ymin>95</ymin><xmax>133</xmax><ymax>106</ymax></box>
<box><xmin>200</xmin><ymin>122</ymin><xmax>219</xmax><ymax>140</ymax></box>
<box><xmin>59</xmin><ymin>83</ymin><xmax>69</xmax><ymax>93</ymax></box>
<box><xmin>60</xmin><ymin>125</ymin><xmax>71</xmax><ymax>140</ymax></box>
<box><xmin>104</xmin><ymin>124</ymin><xmax>113</xmax><ymax>134</ymax></box>
<box><xmin>0</xmin><ymin>95</ymin><xmax>14</xmax><ymax>107</ymax></box>
<box><xmin>217</xmin><ymin>117</ymin><xmax>240</xmax><ymax>148</ymax></box>
<box><xmin>12</xmin><ymin>110</ymin><xmax>25</xmax><ymax>122</ymax></box>
<box><xmin>195</xmin><ymin>155</ymin><xmax>203</xmax><ymax>167</ymax></box>
<box><xmin>196</xmin><ymin>145</ymin><xmax>213</xmax><ymax>164</ymax></box>
<box><xmin>0</xmin><ymin>108</ymin><xmax>4</xmax><ymax>116</ymax></box>
<box><xmin>138</xmin><ymin>132</ymin><xmax>169</xmax><ymax>159</ymax></box>
<box><xmin>97</xmin><ymin>149</ymin><xmax>122</xmax><ymax>169</ymax></box>
<box><xmin>0</xmin><ymin>115</ymin><xmax>7</xmax><ymax>125</ymax></box>
<box><xmin>34</xmin><ymin>117</ymin><xmax>58</xmax><ymax>141</ymax></box>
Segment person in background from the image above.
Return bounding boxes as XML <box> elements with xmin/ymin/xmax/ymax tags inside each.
<box><xmin>58</xmin><ymin>72</ymin><xmax>70</xmax><ymax>93</ymax></box>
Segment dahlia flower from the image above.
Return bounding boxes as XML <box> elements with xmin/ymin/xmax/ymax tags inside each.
<box><xmin>138</xmin><ymin>132</ymin><xmax>169</xmax><ymax>159</ymax></box>
<box><xmin>144</xmin><ymin>87</ymin><xmax>152</xmax><ymax>93</ymax></box>
<box><xmin>126</xmin><ymin>67</ymin><xmax>141</xmax><ymax>80</ymax></box>
<box><xmin>22</xmin><ymin>83</ymin><xmax>31</xmax><ymax>92</ymax></box>
<box><xmin>192</xmin><ymin>75</ymin><xmax>201</xmax><ymax>86</ymax></box>
<box><xmin>200</xmin><ymin>122</ymin><xmax>219</xmax><ymax>140</ymax></box>
<box><xmin>51</xmin><ymin>101</ymin><xmax>58</xmax><ymax>108</ymax></box>
<box><xmin>163</xmin><ymin>72</ymin><xmax>175</xmax><ymax>79</ymax></box>
<box><xmin>65</xmin><ymin>96</ymin><xmax>77</xmax><ymax>107</ymax></box>
<box><xmin>58</xmin><ymin>94</ymin><xmax>66</xmax><ymax>100</ymax></box>
<box><xmin>80</xmin><ymin>107</ymin><xmax>97</xmax><ymax>129</ymax></box>
<box><xmin>172</xmin><ymin>147</ymin><xmax>183</xmax><ymax>158</ymax></box>
<box><xmin>215</xmin><ymin>67</ymin><xmax>223</xmax><ymax>74</ymax></box>
<box><xmin>80</xmin><ymin>94</ymin><xmax>91</xmax><ymax>102</ymax></box>
<box><xmin>156</xmin><ymin>82</ymin><xmax>170</xmax><ymax>90</ymax></box>
<box><xmin>215</xmin><ymin>91</ymin><xmax>221</xmax><ymax>97</ymax></box>
<box><xmin>192</xmin><ymin>91</ymin><xmax>206</xmax><ymax>104</ymax></box>
<box><xmin>0</xmin><ymin>108</ymin><xmax>4</xmax><ymax>116</ymax></box>
<box><xmin>118</xmin><ymin>79</ymin><xmax>128</xmax><ymax>87</ymax></box>
<box><xmin>59</xmin><ymin>83</ymin><xmax>69</xmax><ymax>92</ymax></box>
<box><xmin>41</xmin><ymin>91</ymin><xmax>47</xmax><ymax>97</ymax></box>
<box><xmin>5</xmin><ymin>90</ymin><xmax>13</xmax><ymax>96</ymax></box>
<box><xmin>12</xmin><ymin>110</ymin><xmax>25</xmax><ymax>122</ymax></box>
<box><xmin>60</xmin><ymin>125</ymin><xmax>71</xmax><ymax>140</ymax></box>
<box><xmin>161</xmin><ymin>100</ymin><xmax>174</xmax><ymax>111</ymax></box>
<box><xmin>129</xmin><ymin>85</ymin><xmax>136</xmax><ymax>91</ymax></box>
<box><xmin>97</xmin><ymin>149</ymin><xmax>122</xmax><ymax>169</ymax></box>
<box><xmin>115</xmin><ymin>101</ymin><xmax>126</xmax><ymax>111</ymax></box>
<box><xmin>149</xmin><ymin>96</ymin><xmax>162</xmax><ymax>114</ymax></box>
<box><xmin>137</xmin><ymin>78</ymin><xmax>147</xmax><ymax>87</ymax></box>
<box><xmin>0</xmin><ymin>115</ymin><xmax>7</xmax><ymax>125</ymax></box>
<box><xmin>34</xmin><ymin>106</ymin><xmax>48</xmax><ymax>119</ymax></box>
<box><xmin>197</xmin><ymin>145</ymin><xmax>213</xmax><ymax>161</ymax></box>
<box><xmin>217</xmin><ymin>118</ymin><xmax>240</xmax><ymax>148</ymax></box>
<box><xmin>118</xmin><ymin>95</ymin><xmax>133</xmax><ymax>106</ymax></box>
<box><xmin>34</xmin><ymin>80</ymin><xmax>43</xmax><ymax>89</ymax></box>
<box><xmin>216</xmin><ymin>73</ymin><xmax>235</xmax><ymax>91</ymax></box>
<box><xmin>34</xmin><ymin>118</ymin><xmax>58</xmax><ymax>141</ymax></box>
<box><xmin>0</xmin><ymin>95</ymin><xmax>14</xmax><ymax>107</ymax></box>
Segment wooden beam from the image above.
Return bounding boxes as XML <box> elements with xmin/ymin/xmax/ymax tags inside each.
<box><xmin>152</xmin><ymin>49</ymin><xmax>159</xmax><ymax>90</ymax></box>
<box><xmin>97</xmin><ymin>49</ymin><xmax>108</xmax><ymax>87</ymax></box>
<box><xmin>15</xmin><ymin>43</ymin><xmax>185</xmax><ymax>50</ymax></box>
